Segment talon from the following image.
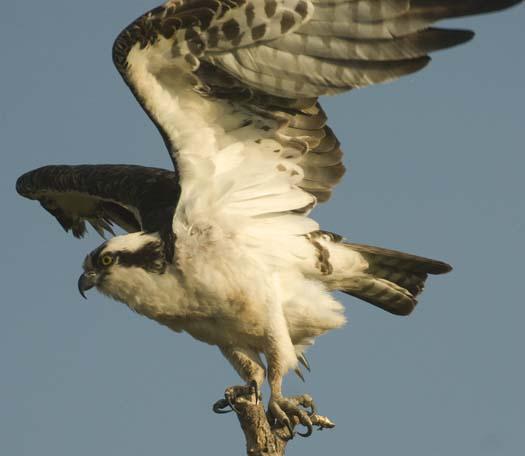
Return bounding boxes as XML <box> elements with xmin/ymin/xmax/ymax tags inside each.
<box><xmin>226</xmin><ymin>392</ymin><xmax>241</xmax><ymax>414</ymax></box>
<box><xmin>212</xmin><ymin>398</ymin><xmax>232</xmax><ymax>414</ymax></box>
<box><xmin>214</xmin><ymin>407</ymin><xmax>232</xmax><ymax>414</ymax></box>
<box><xmin>294</xmin><ymin>367</ymin><xmax>305</xmax><ymax>382</ymax></box>
<box><xmin>214</xmin><ymin>384</ymin><xmax>256</xmax><ymax>415</ymax></box>
<box><xmin>284</xmin><ymin>418</ymin><xmax>295</xmax><ymax>440</ymax></box>
<box><xmin>298</xmin><ymin>421</ymin><xmax>313</xmax><ymax>438</ymax></box>
<box><xmin>269</xmin><ymin>393</ymin><xmax>320</xmax><ymax>439</ymax></box>
<box><xmin>295</xmin><ymin>409</ymin><xmax>313</xmax><ymax>437</ymax></box>
<box><xmin>298</xmin><ymin>354</ymin><xmax>311</xmax><ymax>372</ymax></box>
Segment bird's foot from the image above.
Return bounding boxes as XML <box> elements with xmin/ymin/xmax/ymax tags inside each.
<box><xmin>268</xmin><ymin>394</ymin><xmax>317</xmax><ymax>440</ymax></box>
<box><xmin>212</xmin><ymin>380</ymin><xmax>259</xmax><ymax>414</ymax></box>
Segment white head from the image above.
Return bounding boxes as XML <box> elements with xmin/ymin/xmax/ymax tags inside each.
<box><xmin>78</xmin><ymin>232</ymin><xmax>168</xmax><ymax>305</ymax></box>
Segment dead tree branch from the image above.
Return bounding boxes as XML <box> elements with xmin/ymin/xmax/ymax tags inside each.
<box><xmin>217</xmin><ymin>388</ymin><xmax>335</xmax><ymax>455</ymax></box>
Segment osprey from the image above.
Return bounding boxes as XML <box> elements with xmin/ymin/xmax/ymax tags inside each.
<box><xmin>16</xmin><ymin>0</ymin><xmax>521</xmax><ymax>439</ymax></box>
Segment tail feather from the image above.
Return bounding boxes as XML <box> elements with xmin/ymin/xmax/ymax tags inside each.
<box><xmin>332</xmin><ymin>241</ymin><xmax>451</xmax><ymax>316</ymax></box>
<box><xmin>343</xmin><ymin>275</ymin><xmax>418</xmax><ymax>316</ymax></box>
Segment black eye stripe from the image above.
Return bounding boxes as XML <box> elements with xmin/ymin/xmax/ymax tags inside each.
<box><xmin>86</xmin><ymin>240</ymin><xmax>166</xmax><ymax>274</ymax></box>
<box><xmin>116</xmin><ymin>241</ymin><xmax>166</xmax><ymax>273</ymax></box>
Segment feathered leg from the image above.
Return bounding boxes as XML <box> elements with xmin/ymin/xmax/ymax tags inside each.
<box><xmin>261</xmin><ymin>273</ymin><xmax>318</xmax><ymax>439</ymax></box>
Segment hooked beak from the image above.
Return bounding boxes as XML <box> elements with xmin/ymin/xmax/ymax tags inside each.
<box><xmin>78</xmin><ymin>271</ymin><xmax>98</xmax><ymax>299</ymax></box>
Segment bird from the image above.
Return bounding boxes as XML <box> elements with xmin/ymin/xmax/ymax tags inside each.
<box><xmin>16</xmin><ymin>0</ymin><xmax>522</xmax><ymax>439</ymax></box>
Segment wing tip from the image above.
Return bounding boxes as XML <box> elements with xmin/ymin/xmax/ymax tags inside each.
<box><xmin>15</xmin><ymin>171</ymin><xmax>33</xmax><ymax>198</ymax></box>
<box><xmin>433</xmin><ymin>28</ymin><xmax>476</xmax><ymax>48</ymax></box>
<box><xmin>16</xmin><ymin>165</ymin><xmax>61</xmax><ymax>199</ymax></box>
<box><xmin>431</xmin><ymin>260</ymin><xmax>453</xmax><ymax>275</ymax></box>
<box><xmin>409</xmin><ymin>55</ymin><xmax>432</xmax><ymax>74</ymax></box>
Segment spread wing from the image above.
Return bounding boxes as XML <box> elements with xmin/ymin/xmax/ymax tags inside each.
<box><xmin>16</xmin><ymin>0</ymin><xmax>522</xmax><ymax>244</ymax></box>
<box><xmin>16</xmin><ymin>165</ymin><xmax>179</xmax><ymax>238</ymax></box>
<box><xmin>112</xmin><ymin>0</ymin><xmax>521</xmax><ymax>206</ymax></box>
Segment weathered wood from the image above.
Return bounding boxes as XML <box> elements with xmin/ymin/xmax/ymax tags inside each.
<box><xmin>222</xmin><ymin>388</ymin><xmax>335</xmax><ymax>455</ymax></box>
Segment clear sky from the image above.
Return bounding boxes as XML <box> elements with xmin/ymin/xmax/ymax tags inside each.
<box><xmin>1</xmin><ymin>1</ymin><xmax>524</xmax><ymax>455</ymax></box>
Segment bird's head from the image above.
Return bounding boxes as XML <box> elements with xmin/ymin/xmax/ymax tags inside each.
<box><xmin>78</xmin><ymin>232</ymin><xmax>168</xmax><ymax>303</ymax></box>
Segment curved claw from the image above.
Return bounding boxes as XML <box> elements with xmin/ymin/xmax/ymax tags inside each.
<box><xmin>294</xmin><ymin>367</ymin><xmax>305</xmax><ymax>382</ymax></box>
<box><xmin>270</xmin><ymin>394</ymin><xmax>318</xmax><ymax>440</ymax></box>
<box><xmin>212</xmin><ymin>399</ymin><xmax>233</xmax><ymax>414</ymax></box>
<box><xmin>295</xmin><ymin>409</ymin><xmax>314</xmax><ymax>438</ymax></box>
<box><xmin>213</xmin><ymin>407</ymin><xmax>232</xmax><ymax>414</ymax></box>
<box><xmin>297</xmin><ymin>421</ymin><xmax>313</xmax><ymax>438</ymax></box>
<box><xmin>298</xmin><ymin>354</ymin><xmax>311</xmax><ymax>372</ymax></box>
<box><xmin>226</xmin><ymin>393</ymin><xmax>241</xmax><ymax>414</ymax></box>
<box><xmin>283</xmin><ymin>418</ymin><xmax>295</xmax><ymax>440</ymax></box>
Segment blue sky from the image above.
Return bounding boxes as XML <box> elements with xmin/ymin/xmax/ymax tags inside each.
<box><xmin>1</xmin><ymin>1</ymin><xmax>524</xmax><ymax>455</ymax></box>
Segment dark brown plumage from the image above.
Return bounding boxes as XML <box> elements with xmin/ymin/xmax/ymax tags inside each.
<box><xmin>16</xmin><ymin>164</ymin><xmax>179</xmax><ymax>241</ymax></box>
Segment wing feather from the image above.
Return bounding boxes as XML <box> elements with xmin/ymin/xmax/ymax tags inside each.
<box><xmin>225</xmin><ymin>45</ymin><xmax>431</xmax><ymax>92</ymax></box>
<box><xmin>16</xmin><ymin>165</ymin><xmax>179</xmax><ymax>239</ymax></box>
<box><xmin>18</xmin><ymin>0</ymin><xmax>522</xmax><ymax>243</ymax></box>
<box><xmin>266</xmin><ymin>27</ymin><xmax>474</xmax><ymax>60</ymax></box>
<box><xmin>111</xmin><ymin>0</ymin><xmax>521</xmax><ymax>216</ymax></box>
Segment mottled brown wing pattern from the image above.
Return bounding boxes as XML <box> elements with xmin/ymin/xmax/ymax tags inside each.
<box><xmin>112</xmin><ymin>0</ymin><xmax>522</xmax><ymax>205</ymax></box>
<box><xmin>113</xmin><ymin>0</ymin><xmax>343</xmax><ymax>202</ymax></box>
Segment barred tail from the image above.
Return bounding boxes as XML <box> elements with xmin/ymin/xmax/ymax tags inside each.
<box><xmin>341</xmin><ymin>243</ymin><xmax>452</xmax><ymax>316</ymax></box>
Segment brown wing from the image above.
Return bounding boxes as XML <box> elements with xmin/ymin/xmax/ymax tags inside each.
<box><xmin>16</xmin><ymin>165</ymin><xmax>179</xmax><ymax>238</ymax></box>
<box><xmin>112</xmin><ymin>0</ymin><xmax>522</xmax><ymax>204</ymax></box>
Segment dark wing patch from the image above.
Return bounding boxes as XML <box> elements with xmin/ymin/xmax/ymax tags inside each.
<box><xmin>16</xmin><ymin>165</ymin><xmax>180</xmax><ymax>239</ymax></box>
<box><xmin>118</xmin><ymin>241</ymin><xmax>167</xmax><ymax>273</ymax></box>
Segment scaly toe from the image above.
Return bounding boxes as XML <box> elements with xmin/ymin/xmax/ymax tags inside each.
<box><xmin>268</xmin><ymin>394</ymin><xmax>316</xmax><ymax>439</ymax></box>
<box><xmin>294</xmin><ymin>393</ymin><xmax>316</xmax><ymax>416</ymax></box>
<box><xmin>213</xmin><ymin>384</ymin><xmax>259</xmax><ymax>415</ymax></box>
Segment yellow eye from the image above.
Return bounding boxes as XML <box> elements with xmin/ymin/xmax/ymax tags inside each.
<box><xmin>100</xmin><ymin>254</ymin><xmax>114</xmax><ymax>267</ymax></box>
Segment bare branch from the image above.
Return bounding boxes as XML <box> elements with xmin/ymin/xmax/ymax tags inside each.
<box><xmin>220</xmin><ymin>390</ymin><xmax>335</xmax><ymax>455</ymax></box>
